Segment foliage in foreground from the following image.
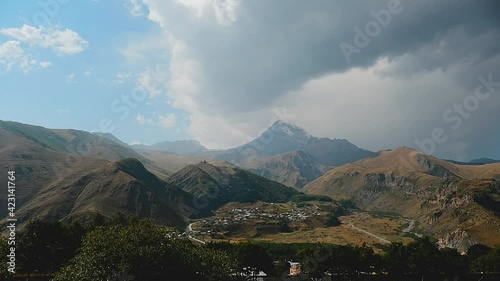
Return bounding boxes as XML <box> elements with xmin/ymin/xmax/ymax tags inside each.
<box><xmin>1</xmin><ymin>216</ymin><xmax>500</xmax><ymax>280</ymax></box>
<box><xmin>53</xmin><ymin>220</ymin><xmax>239</xmax><ymax>281</ymax></box>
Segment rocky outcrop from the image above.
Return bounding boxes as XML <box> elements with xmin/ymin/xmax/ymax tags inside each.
<box><xmin>438</xmin><ymin>229</ymin><xmax>477</xmax><ymax>253</ymax></box>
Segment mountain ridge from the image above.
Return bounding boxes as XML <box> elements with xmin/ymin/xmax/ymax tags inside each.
<box><xmin>303</xmin><ymin>147</ymin><xmax>500</xmax><ymax>250</ymax></box>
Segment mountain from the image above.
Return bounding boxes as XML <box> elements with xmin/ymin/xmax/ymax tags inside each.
<box><xmin>469</xmin><ymin>158</ymin><xmax>500</xmax><ymax>165</ymax></box>
<box><xmin>446</xmin><ymin>158</ymin><xmax>500</xmax><ymax>166</ymax></box>
<box><xmin>132</xmin><ymin>140</ymin><xmax>207</xmax><ymax>155</ymax></box>
<box><xmin>137</xmin><ymin>149</ymin><xmax>234</xmax><ymax>175</ymax></box>
<box><xmin>10</xmin><ymin>158</ymin><xmax>194</xmax><ymax>227</ymax></box>
<box><xmin>166</xmin><ymin>162</ymin><xmax>301</xmax><ymax>213</ymax></box>
<box><xmin>206</xmin><ymin>120</ymin><xmax>374</xmax><ymax>187</ymax></box>
<box><xmin>92</xmin><ymin>132</ymin><xmax>130</xmax><ymax>147</ymax></box>
<box><xmin>213</xmin><ymin>120</ymin><xmax>375</xmax><ymax>167</ymax></box>
<box><xmin>0</xmin><ymin>120</ymin><xmax>171</xmax><ymax>217</ymax></box>
<box><xmin>304</xmin><ymin>147</ymin><xmax>500</xmax><ymax>250</ymax></box>
<box><xmin>243</xmin><ymin>150</ymin><xmax>330</xmax><ymax>189</ymax></box>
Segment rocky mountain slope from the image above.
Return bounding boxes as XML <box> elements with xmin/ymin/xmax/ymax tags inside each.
<box><xmin>304</xmin><ymin>147</ymin><xmax>500</xmax><ymax>250</ymax></box>
<box><xmin>244</xmin><ymin>150</ymin><xmax>330</xmax><ymax>188</ymax></box>
<box><xmin>167</xmin><ymin>162</ymin><xmax>301</xmax><ymax>214</ymax></box>
<box><xmin>0</xmin><ymin>121</ymin><xmax>171</xmax><ymax>218</ymax></box>
<box><xmin>9</xmin><ymin>158</ymin><xmax>194</xmax><ymax>226</ymax></box>
<box><xmin>213</xmin><ymin>121</ymin><xmax>375</xmax><ymax>167</ymax></box>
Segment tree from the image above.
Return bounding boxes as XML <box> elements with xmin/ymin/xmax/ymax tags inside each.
<box><xmin>470</xmin><ymin>246</ymin><xmax>500</xmax><ymax>273</ymax></box>
<box><xmin>326</xmin><ymin>214</ymin><xmax>341</xmax><ymax>227</ymax></box>
<box><xmin>278</xmin><ymin>219</ymin><xmax>292</xmax><ymax>233</ymax></box>
<box><xmin>403</xmin><ymin>237</ymin><xmax>441</xmax><ymax>276</ymax></box>
<box><xmin>16</xmin><ymin>219</ymin><xmax>86</xmax><ymax>274</ymax></box>
<box><xmin>467</xmin><ymin>244</ymin><xmax>490</xmax><ymax>263</ymax></box>
<box><xmin>383</xmin><ymin>242</ymin><xmax>409</xmax><ymax>276</ymax></box>
<box><xmin>53</xmin><ymin>220</ymin><xmax>240</xmax><ymax>281</ymax></box>
<box><xmin>439</xmin><ymin>248</ymin><xmax>468</xmax><ymax>276</ymax></box>
<box><xmin>235</xmin><ymin>242</ymin><xmax>276</xmax><ymax>276</ymax></box>
<box><xmin>0</xmin><ymin>236</ymin><xmax>14</xmax><ymax>281</ymax></box>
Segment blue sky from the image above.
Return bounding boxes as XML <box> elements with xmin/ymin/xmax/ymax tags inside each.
<box><xmin>0</xmin><ymin>0</ymin><xmax>190</xmax><ymax>145</ymax></box>
<box><xmin>0</xmin><ymin>0</ymin><xmax>499</xmax><ymax>160</ymax></box>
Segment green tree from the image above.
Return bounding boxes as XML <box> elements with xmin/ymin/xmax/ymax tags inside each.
<box><xmin>383</xmin><ymin>242</ymin><xmax>409</xmax><ymax>276</ymax></box>
<box><xmin>235</xmin><ymin>242</ymin><xmax>276</xmax><ymax>276</ymax></box>
<box><xmin>0</xmin><ymin>236</ymin><xmax>14</xmax><ymax>281</ymax></box>
<box><xmin>470</xmin><ymin>246</ymin><xmax>500</xmax><ymax>273</ymax></box>
<box><xmin>16</xmin><ymin>219</ymin><xmax>86</xmax><ymax>274</ymax></box>
<box><xmin>439</xmin><ymin>248</ymin><xmax>468</xmax><ymax>276</ymax></box>
<box><xmin>278</xmin><ymin>219</ymin><xmax>292</xmax><ymax>233</ymax></box>
<box><xmin>326</xmin><ymin>214</ymin><xmax>341</xmax><ymax>227</ymax></box>
<box><xmin>467</xmin><ymin>244</ymin><xmax>490</xmax><ymax>263</ymax></box>
<box><xmin>404</xmin><ymin>237</ymin><xmax>441</xmax><ymax>276</ymax></box>
<box><xmin>54</xmin><ymin>220</ymin><xmax>240</xmax><ymax>281</ymax></box>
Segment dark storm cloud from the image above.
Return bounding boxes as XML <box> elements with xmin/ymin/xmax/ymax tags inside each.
<box><xmin>139</xmin><ymin>0</ymin><xmax>500</xmax><ymax>159</ymax></box>
<box><xmin>171</xmin><ymin>0</ymin><xmax>500</xmax><ymax>114</ymax></box>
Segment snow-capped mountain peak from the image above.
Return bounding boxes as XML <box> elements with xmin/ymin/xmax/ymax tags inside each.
<box><xmin>270</xmin><ymin>120</ymin><xmax>311</xmax><ymax>139</ymax></box>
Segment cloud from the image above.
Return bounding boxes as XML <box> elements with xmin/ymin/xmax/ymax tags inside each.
<box><xmin>0</xmin><ymin>24</ymin><xmax>88</xmax><ymax>55</ymax></box>
<box><xmin>0</xmin><ymin>40</ymin><xmax>51</xmax><ymax>72</ymax></box>
<box><xmin>127</xmin><ymin>0</ymin><xmax>145</xmax><ymax>17</ymax></box>
<box><xmin>114</xmin><ymin>72</ymin><xmax>133</xmax><ymax>84</ymax></box>
<box><xmin>39</xmin><ymin>61</ymin><xmax>52</xmax><ymax>68</ymax></box>
<box><xmin>127</xmin><ymin>0</ymin><xmax>500</xmax><ymax>158</ymax></box>
<box><xmin>65</xmin><ymin>73</ymin><xmax>77</xmax><ymax>83</ymax></box>
<box><xmin>136</xmin><ymin>113</ymin><xmax>153</xmax><ymax>125</ymax></box>
<box><xmin>158</xmin><ymin>113</ymin><xmax>176</xmax><ymax>128</ymax></box>
<box><xmin>84</xmin><ymin>68</ymin><xmax>94</xmax><ymax>76</ymax></box>
<box><xmin>136</xmin><ymin>70</ymin><xmax>164</xmax><ymax>98</ymax></box>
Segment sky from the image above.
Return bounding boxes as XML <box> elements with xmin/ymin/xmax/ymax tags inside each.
<box><xmin>0</xmin><ymin>0</ymin><xmax>499</xmax><ymax>161</ymax></box>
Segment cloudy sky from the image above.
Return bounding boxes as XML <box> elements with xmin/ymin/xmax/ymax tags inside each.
<box><xmin>0</xmin><ymin>0</ymin><xmax>499</xmax><ymax>161</ymax></box>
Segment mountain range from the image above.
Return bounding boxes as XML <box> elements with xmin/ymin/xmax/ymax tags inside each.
<box><xmin>304</xmin><ymin>147</ymin><xmax>500</xmax><ymax>251</ymax></box>
<box><xmin>1</xmin><ymin>119</ymin><xmax>499</xmax><ymax>249</ymax></box>
<box><xmin>0</xmin><ymin>120</ymin><xmax>303</xmax><ymax>227</ymax></box>
<box><xmin>131</xmin><ymin>139</ymin><xmax>207</xmax><ymax>155</ymax></box>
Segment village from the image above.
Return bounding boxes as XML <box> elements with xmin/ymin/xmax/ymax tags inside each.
<box><xmin>185</xmin><ymin>203</ymin><xmax>326</xmax><ymax>241</ymax></box>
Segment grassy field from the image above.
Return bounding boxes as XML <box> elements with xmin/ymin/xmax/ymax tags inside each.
<box><xmin>257</xmin><ymin>212</ymin><xmax>415</xmax><ymax>249</ymax></box>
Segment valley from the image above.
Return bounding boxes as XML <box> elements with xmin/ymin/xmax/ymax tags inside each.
<box><xmin>187</xmin><ymin>205</ymin><xmax>417</xmax><ymax>251</ymax></box>
<box><xmin>1</xmin><ymin>119</ymin><xmax>499</xmax><ymax>253</ymax></box>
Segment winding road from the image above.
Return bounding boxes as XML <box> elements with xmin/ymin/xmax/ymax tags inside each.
<box><xmin>349</xmin><ymin>223</ymin><xmax>391</xmax><ymax>244</ymax></box>
<box><xmin>186</xmin><ymin>222</ymin><xmax>206</xmax><ymax>244</ymax></box>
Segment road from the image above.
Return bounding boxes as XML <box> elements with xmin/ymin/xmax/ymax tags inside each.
<box><xmin>186</xmin><ymin>222</ymin><xmax>206</xmax><ymax>244</ymax></box>
<box><xmin>349</xmin><ymin>223</ymin><xmax>391</xmax><ymax>244</ymax></box>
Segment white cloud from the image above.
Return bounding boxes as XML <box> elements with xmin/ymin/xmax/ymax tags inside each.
<box><xmin>65</xmin><ymin>73</ymin><xmax>77</xmax><ymax>83</ymax></box>
<box><xmin>158</xmin><ymin>113</ymin><xmax>176</xmax><ymax>128</ymax></box>
<box><xmin>0</xmin><ymin>24</ymin><xmax>88</xmax><ymax>56</ymax></box>
<box><xmin>136</xmin><ymin>113</ymin><xmax>153</xmax><ymax>125</ymax></box>
<box><xmin>127</xmin><ymin>0</ymin><xmax>145</xmax><ymax>17</ymax></box>
<box><xmin>119</xmin><ymin>33</ymin><xmax>170</xmax><ymax>66</ymax></box>
<box><xmin>0</xmin><ymin>40</ymin><xmax>52</xmax><ymax>73</ymax></box>
<box><xmin>114</xmin><ymin>72</ymin><xmax>133</xmax><ymax>84</ymax></box>
<box><xmin>84</xmin><ymin>68</ymin><xmax>94</xmax><ymax>76</ymax></box>
<box><xmin>39</xmin><ymin>61</ymin><xmax>52</xmax><ymax>68</ymax></box>
<box><xmin>172</xmin><ymin>0</ymin><xmax>240</xmax><ymax>26</ymax></box>
<box><xmin>136</xmin><ymin>70</ymin><xmax>164</xmax><ymax>98</ymax></box>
